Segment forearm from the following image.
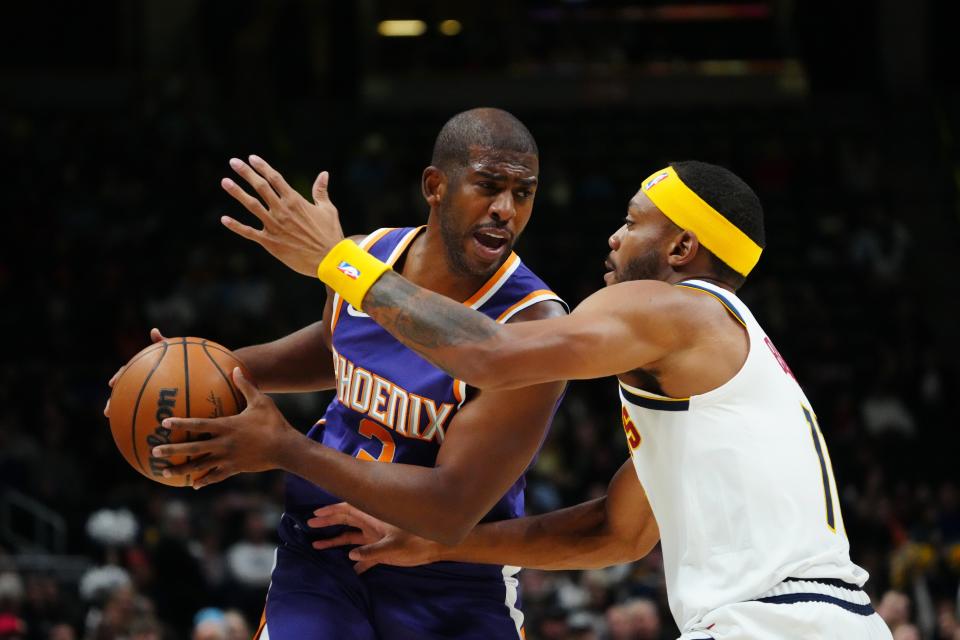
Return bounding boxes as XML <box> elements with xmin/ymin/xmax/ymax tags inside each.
<box><xmin>362</xmin><ymin>272</ymin><xmax>507</xmax><ymax>387</ymax></box>
<box><xmin>279</xmin><ymin>433</ymin><xmax>486</xmax><ymax>545</ymax></box>
<box><xmin>360</xmin><ymin>272</ymin><xmax>643</xmax><ymax>390</ymax></box>
<box><xmin>234</xmin><ymin>322</ymin><xmax>334</xmax><ymax>393</ymax></box>
<box><xmin>427</xmin><ymin>499</ymin><xmax>653</xmax><ymax>570</ymax></box>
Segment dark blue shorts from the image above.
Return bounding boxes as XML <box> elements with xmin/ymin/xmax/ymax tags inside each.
<box><xmin>261</xmin><ymin>514</ymin><xmax>525</xmax><ymax>639</ymax></box>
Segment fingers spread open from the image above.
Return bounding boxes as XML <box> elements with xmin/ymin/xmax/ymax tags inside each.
<box><xmin>221</xmin><ymin>216</ymin><xmax>265</xmax><ymax>245</ymax></box>
<box><xmin>249</xmin><ymin>155</ymin><xmax>293</xmax><ymax>199</ymax></box>
<box><xmin>222</xmin><ymin>177</ymin><xmax>270</xmax><ymax>225</ymax></box>
<box><xmin>229</xmin><ymin>157</ymin><xmax>280</xmax><ymax>207</ymax></box>
<box><xmin>311</xmin><ymin>171</ymin><xmax>330</xmax><ymax>204</ymax></box>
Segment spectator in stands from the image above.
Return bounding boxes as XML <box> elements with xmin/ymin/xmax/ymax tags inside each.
<box><xmin>877</xmin><ymin>590</ymin><xmax>912</xmax><ymax>631</ymax></box>
<box><xmin>221</xmin><ymin>609</ymin><xmax>251</xmax><ymax>640</ymax></box>
<box><xmin>47</xmin><ymin>623</ymin><xmax>76</xmax><ymax>640</ymax></box>
<box><xmin>192</xmin><ymin>607</ymin><xmax>226</xmax><ymax>640</ymax></box>
<box><xmin>0</xmin><ymin>612</ymin><xmax>26</xmax><ymax>640</ymax></box>
<box><xmin>892</xmin><ymin>623</ymin><xmax>921</xmax><ymax>640</ymax></box>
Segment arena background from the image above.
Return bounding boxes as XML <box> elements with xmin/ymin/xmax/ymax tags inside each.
<box><xmin>3</xmin><ymin>1</ymin><xmax>959</xmax><ymax>639</ymax></box>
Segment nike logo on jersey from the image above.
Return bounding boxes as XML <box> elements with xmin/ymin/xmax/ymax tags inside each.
<box><xmin>345</xmin><ymin>303</ymin><xmax>370</xmax><ymax>319</ymax></box>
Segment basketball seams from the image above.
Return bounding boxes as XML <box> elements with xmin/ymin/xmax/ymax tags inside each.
<box><xmin>198</xmin><ymin>341</ymin><xmax>244</xmax><ymax>486</ymax></box>
<box><xmin>111</xmin><ymin>337</ymin><xmax>241</xmax><ymax>487</ymax></box>
<box><xmin>112</xmin><ymin>340</ymin><xmax>234</xmax><ymax>391</ymax></box>
<box><xmin>112</xmin><ymin>342</ymin><xmax>166</xmax><ymax>387</ymax></box>
<box><xmin>182</xmin><ymin>338</ymin><xmax>192</xmax><ymax>487</ymax></box>
<box><xmin>201</xmin><ymin>340</ymin><xmax>244</xmax><ymax>414</ymax></box>
<box><xmin>129</xmin><ymin>341</ymin><xmax>169</xmax><ymax>476</ymax></box>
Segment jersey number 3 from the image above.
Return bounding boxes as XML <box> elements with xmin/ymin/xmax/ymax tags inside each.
<box><xmin>356</xmin><ymin>418</ymin><xmax>396</xmax><ymax>463</ymax></box>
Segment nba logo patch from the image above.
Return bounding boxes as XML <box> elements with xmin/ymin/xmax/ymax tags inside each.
<box><xmin>645</xmin><ymin>172</ymin><xmax>670</xmax><ymax>190</ymax></box>
<box><xmin>337</xmin><ymin>261</ymin><xmax>361</xmax><ymax>280</ymax></box>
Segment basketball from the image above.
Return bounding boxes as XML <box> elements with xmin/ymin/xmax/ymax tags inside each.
<box><xmin>107</xmin><ymin>337</ymin><xmax>247</xmax><ymax>487</ymax></box>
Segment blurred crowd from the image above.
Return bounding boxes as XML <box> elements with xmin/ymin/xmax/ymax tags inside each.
<box><xmin>2</xmin><ymin>83</ymin><xmax>959</xmax><ymax>640</ymax></box>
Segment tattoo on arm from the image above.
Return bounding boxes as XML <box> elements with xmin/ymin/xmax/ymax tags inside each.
<box><xmin>364</xmin><ymin>272</ymin><xmax>498</xmax><ymax>350</ymax></box>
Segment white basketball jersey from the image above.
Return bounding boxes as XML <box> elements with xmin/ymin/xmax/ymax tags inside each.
<box><xmin>619</xmin><ymin>279</ymin><xmax>869</xmax><ymax>636</ymax></box>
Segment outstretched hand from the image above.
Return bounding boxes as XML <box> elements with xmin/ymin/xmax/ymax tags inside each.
<box><xmin>221</xmin><ymin>155</ymin><xmax>345</xmax><ymax>276</ymax></box>
<box><xmin>308</xmin><ymin>503</ymin><xmax>442</xmax><ymax>575</ymax></box>
<box><xmin>150</xmin><ymin>367</ymin><xmax>301</xmax><ymax>488</ymax></box>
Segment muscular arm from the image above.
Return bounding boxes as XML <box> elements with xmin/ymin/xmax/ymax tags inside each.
<box><xmin>427</xmin><ymin>459</ymin><xmax>660</xmax><ymax>569</ymax></box>
<box><xmin>315</xmin><ymin>459</ymin><xmax>660</xmax><ymax>570</ymax></box>
<box><xmin>363</xmin><ymin>273</ymin><xmax>687</xmax><ymax>390</ymax></box>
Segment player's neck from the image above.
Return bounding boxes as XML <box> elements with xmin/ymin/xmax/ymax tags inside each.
<box><xmin>670</xmin><ymin>272</ymin><xmax>735</xmax><ymax>293</ymax></box>
<box><xmin>398</xmin><ymin>227</ymin><xmax>490</xmax><ymax>302</ymax></box>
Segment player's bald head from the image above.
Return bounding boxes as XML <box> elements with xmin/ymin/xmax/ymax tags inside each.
<box><xmin>431</xmin><ymin>108</ymin><xmax>538</xmax><ymax>175</ymax></box>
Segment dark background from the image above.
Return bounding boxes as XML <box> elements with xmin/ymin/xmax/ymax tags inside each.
<box><xmin>2</xmin><ymin>1</ymin><xmax>959</xmax><ymax>639</ymax></box>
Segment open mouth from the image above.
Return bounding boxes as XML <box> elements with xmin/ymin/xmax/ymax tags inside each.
<box><xmin>471</xmin><ymin>229</ymin><xmax>511</xmax><ymax>260</ymax></box>
<box><xmin>474</xmin><ymin>229</ymin><xmax>509</xmax><ymax>250</ymax></box>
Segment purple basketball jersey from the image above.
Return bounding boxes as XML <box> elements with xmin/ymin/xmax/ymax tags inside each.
<box><xmin>284</xmin><ymin>224</ymin><xmax>565</xmax><ymax>542</ymax></box>
<box><xmin>268</xmin><ymin>227</ymin><xmax>566</xmax><ymax>638</ymax></box>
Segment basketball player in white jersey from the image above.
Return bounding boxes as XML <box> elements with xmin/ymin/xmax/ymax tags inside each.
<box><xmin>166</xmin><ymin>159</ymin><xmax>892</xmax><ymax>638</ymax></box>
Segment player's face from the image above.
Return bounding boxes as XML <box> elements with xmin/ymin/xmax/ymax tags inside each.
<box><xmin>438</xmin><ymin>147</ymin><xmax>538</xmax><ymax>277</ymax></box>
<box><xmin>604</xmin><ymin>191</ymin><xmax>673</xmax><ymax>285</ymax></box>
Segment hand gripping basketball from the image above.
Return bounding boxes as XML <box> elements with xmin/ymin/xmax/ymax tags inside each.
<box><xmin>220</xmin><ymin>155</ymin><xmax>346</xmax><ymax>276</ymax></box>
<box><xmin>150</xmin><ymin>367</ymin><xmax>301</xmax><ymax>488</ymax></box>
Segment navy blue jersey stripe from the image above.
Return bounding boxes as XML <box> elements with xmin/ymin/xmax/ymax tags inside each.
<box><xmin>620</xmin><ymin>386</ymin><xmax>690</xmax><ymax>411</ymax></box>
<box><xmin>755</xmin><ymin>593</ymin><xmax>875</xmax><ymax>616</ymax></box>
<box><xmin>676</xmin><ymin>282</ymin><xmax>746</xmax><ymax>325</ymax></box>
<box><xmin>783</xmin><ymin>577</ymin><xmax>862</xmax><ymax>591</ymax></box>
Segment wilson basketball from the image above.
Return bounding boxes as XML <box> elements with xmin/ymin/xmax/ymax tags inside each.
<box><xmin>108</xmin><ymin>337</ymin><xmax>247</xmax><ymax>487</ymax></box>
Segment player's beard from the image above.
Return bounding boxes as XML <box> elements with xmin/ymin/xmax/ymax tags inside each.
<box><xmin>615</xmin><ymin>247</ymin><xmax>664</xmax><ymax>283</ymax></box>
<box><xmin>437</xmin><ymin>199</ymin><xmax>511</xmax><ymax>279</ymax></box>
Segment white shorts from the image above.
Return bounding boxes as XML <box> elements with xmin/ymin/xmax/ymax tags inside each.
<box><xmin>679</xmin><ymin>578</ymin><xmax>894</xmax><ymax>640</ymax></box>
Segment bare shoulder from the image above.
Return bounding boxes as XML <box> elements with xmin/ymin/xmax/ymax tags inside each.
<box><xmin>572</xmin><ymin>279</ymin><xmax>731</xmax><ymax>344</ymax></box>
<box><xmin>575</xmin><ymin>280</ymin><xmax>695</xmax><ymax>318</ymax></box>
<box><xmin>669</xmin><ymin>282</ymin><xmax>747</xmax><ymax>330</ymax></box>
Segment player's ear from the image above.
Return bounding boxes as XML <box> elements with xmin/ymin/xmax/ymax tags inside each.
<box><xmin>667</xmin><ymin>229</ymin><xmax>699</xmax><ymax>268</ymax></box>
<box><xmin>422</xmin><ymin>166</ymin><xmax>445</xmax><ymax>206</ymax></box>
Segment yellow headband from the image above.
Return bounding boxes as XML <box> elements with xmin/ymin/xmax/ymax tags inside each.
<box><xmin>641</xmin><ymin>166</ymin><xmax>762</xmax><ymax>276</ymax></box>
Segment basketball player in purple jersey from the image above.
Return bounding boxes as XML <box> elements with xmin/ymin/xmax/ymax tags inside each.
<box><xmin>111</xmin><ymin>109</ymin><xmax>567</xmax><ymax>638</ymax></box>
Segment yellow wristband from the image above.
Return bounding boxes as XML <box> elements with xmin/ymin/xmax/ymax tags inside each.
<box><xmin>317</xmin><ymin>239</ymin><xmax>392</xmax><ymax>311</ymax></box>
